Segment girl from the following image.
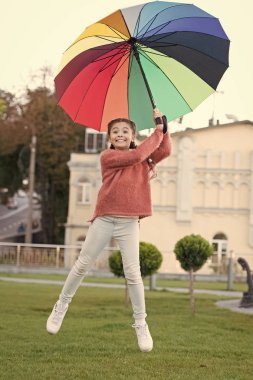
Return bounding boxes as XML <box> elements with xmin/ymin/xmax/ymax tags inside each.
<box><xmin>47</xmin><ymin>108</ymin><xmax>172</xmax><ymax>352</ymax></box>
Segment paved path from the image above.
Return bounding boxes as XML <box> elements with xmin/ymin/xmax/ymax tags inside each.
<box><xmin>1</xmin><ymin>276</ymin><xmax>252</xmax><ymax>315</ymax></box>
<box><xmin>0</xmin><ymin>276</ymin><xmax>126</xmax><ymax>288</ymax></box>
<box><xmin>0</xmin><ymin>276</ymin><xmax>242</xmax><ymax>296</ymax></box>
<box><xmin>216</xmin><ymin>299</ymin><xmax>253</xmax><ymax>315</ymax></box>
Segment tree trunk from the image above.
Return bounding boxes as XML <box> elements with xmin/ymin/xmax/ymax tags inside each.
<box><xmin>40</xmin><ymin>173</ymin><xmax>48</xmax><ymax>243</ymax></box>
<box><xmin>149</xmin><ymin>274</ymin><xmax>156</xmax><ymax>290</ymax></box>
<box><xmin>125</xmin><ymin>278</ymin><xmax>130</xmax><ymax>307</ymax></box>
<box><xmin>189</xmin><ymin>268</ymin><xmax>195</xmax><ymax>315</ymax></box>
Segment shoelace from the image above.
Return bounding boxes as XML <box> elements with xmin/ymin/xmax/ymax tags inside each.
<box><xmin>132</xmin><ymin>324</ymin><xmax>149</xmax><ymax>337</ymax></box>
<box><xmin>52</xmin><ymin>304</ymin><xmax>66</xmax><ymax>322</ymax></box>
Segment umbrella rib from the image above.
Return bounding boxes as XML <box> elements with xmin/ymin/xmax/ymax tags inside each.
<box><xmin>143</xmin><ymin>21</ymin><xmax>226</xmax><ymax>43</ymax></box>
<box><xmin>136</xmin><ymin>3</ymin><xmax>186</xmax><ymax>38</ymax></box>
<box><xmin>98</xmin><ymin>50</ymin><xmax>130</xmax><ymax>74</ymax></box>
<box><xmin>111</xmin><ymin>52</ymin><xmax>130</xmax><ymax>78</ymax></box>
<box><xmin>138</xmin><ymin>48</ymin><xmax>193</xmax><ymax>112</ymax></box>
<box><xmin>138</xmin><ymin>16</ymin><xmax>225</xmax><ymax>48</ymax></box>
<box><xmin>73</xmin><ymin>47</ymin><xmax>128</xmax><ymax>121</ymax></box>
<box><xmin>119</xmin><ymin>9</ymin><xmax>132</xmax><ymax>39</ymax></box>
<box><xmin>134</xmin><ymin>4</ymin><xmax>153</xmax><ymax>38</ymax></box>
<box><xmin>128</xmin><ymin>51</ymin><xmax>135</xmax><ymax>79</ymax></box>
<box><xmin>92</xmin><ymin>35</ymin><xmax>124</xmax><ymax>44</ymax></box>
<box><xmin>136</xmin><ymin>13</ymin><xmax>159</xmax><ymax>39</ymax></box>
<box><xmin>93</xmin><ymin>43</ymin><xmax>129</xmax><ymax>72</ymax></box>
<box><xmin>137</xmin><ymin>47</ymin><xmax>172</xmax><ymax>75</ymax></box>
<box><xmin>67</xmin><ymin>35</ymin><xmax>127</xmax><ymax>54</ymax></box>
<box><xmin>141</xmin><ymin>42</ymin><xmax>177</xmax><ymax>49</ymax></box>
<box><xmin>98</xmin><ymin>51</ymin><xmax>131</xmax><ymax>127</ymax></box>
<box><xmin>138</xmin><ymin>18</ymin><xmax>184</xmax><ymax>40</ymax></box>
<box><xmin>134</xmin><ymin>3</ymin><xmax>160</xmax><ymax>38</ymax></box>
<box><xmin>144</xmin><ymin>16</ymin><xmax>222</xmax><ymax>39</ymax></box>
<box><xmin>98</xmin><ymin>48</ymin><xmax>130</xmax><ymax>73</ymax></box>
<box><xmin>139</xmin><ymin>35</ymin><xmax>229</xmax><ymax>67</ymax></box>
<box><xmin>88</xmin><ymin>21</ymin><xmax>128</xmax><ymax>42</ymax></box>
<box><xmin>93</xmin><ymin>44</ymin><xmax>129</xmax><ymax>65</ymax></box>
<box><xmin>137</xmin><ymin>47</ymin><xmax>167</xmax><ymax>69</ymax></box>
<box><xmin>93</xmin><ymin>49</ymin><xmax>128</xmax><ymax>62</ymax></box>
<box><xmin>66</xmin><ymin>35</ymin><xmax>124</xmax><ymax>52</ymax></box>
<box><xmin>133</xmin><ymin>10</ymin><xmax>141</xmax><ymax>38</ymax></box>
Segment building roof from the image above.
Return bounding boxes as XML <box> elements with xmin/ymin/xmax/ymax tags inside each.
<box><xmin>171</xmin><ymin>120</ymin><xmax>253</xmax><ymax>137</ymax></box>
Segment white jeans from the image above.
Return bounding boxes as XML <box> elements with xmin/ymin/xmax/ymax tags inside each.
<box><xmin>59</xmin><ymin>216</ymin><xmax>147</xmax><ymax>321</ymax></box>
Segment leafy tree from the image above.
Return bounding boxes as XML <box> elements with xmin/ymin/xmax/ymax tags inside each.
<box><xmin>109</xmin><ymin>241</ymin><xmax>163</xmax><ymax>303</ymax></box>
<box><xmin>0</xmin><ymin>146</ymin><xmax>26</xmax><ymax>197</ymax></box>
<box><xmin>0</xmin><ymin>69</ymin><xmax>85</xmax><ymax>243</ymax></box>
<box><xmin>20</xmin><ymin>86</ymin><xmax>85</xmax><ymax>243</ymax></box>
<box><xmin>109</xmin><ymin>249</ymin><xmax>124</xmax><ymax>278</ymax></box>
<box><xmin>174</xmin><ymin>234</ymin><xmax>213</xmax><ymax>315</ymax></box>
<box><xmin>0</xmin><ymin>90</ymin><xmax>27</xmax><ymax>153</ymax></box>
<box><xmin>0</xmin><ymin>98</ymin><xmax>7</xmax><ymax>117</ymax></box>
<box><xmin>0</xmin><ymin>90</ymin><xmax>29</xmax><ymax>196</ymax></box>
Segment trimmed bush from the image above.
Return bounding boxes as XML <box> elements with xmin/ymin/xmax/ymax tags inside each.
<box><xmin>174</xmin><ymin>234</ymin><xmax>213</xmax><ymax>272</ymax></box>
<box><xmin>174</xmin><ymin>234</ymin><xmax>213</xmax><ymax>314</ymax></box>
<box><xmin>109</xmin><ymin>241</ymin><xmax>162</xmax><ymax>278</ymax></box>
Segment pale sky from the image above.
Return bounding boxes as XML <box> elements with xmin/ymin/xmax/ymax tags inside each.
<box><xmin>1</xmin><ymin>0</ymin><xmax>253</xmax><ymax>130</ymax></box>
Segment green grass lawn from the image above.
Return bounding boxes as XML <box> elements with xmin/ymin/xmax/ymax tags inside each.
<box><xmin>0</xmin><ymin>270</ymin><xmax>248</xmax><ymax>292</ymax></box>
<box><xmin>0</xmin><ymin>281</ymin><xmax>252</xmax><ymax>380</ymax></box>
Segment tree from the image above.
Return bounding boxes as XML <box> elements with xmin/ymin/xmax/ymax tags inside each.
<box><xmin>174</xmin><ymin>234</ymin><xmax>213</xmax><ymax>315</ymax></box>
<box><xmin>139</xmin><ymin>241</ymin><xmax>163</xmax><ymax>278</ymax></box>
<box><xmin>0</xmin><ymin>146</ymin><xmax>26</xmax><ymax>197</ymax></box>
<box><xmin>20</xmin><ymin>86</ymin><xmax>85</xmax><ymax>243</ymax></box>
<box><xmin>0</xmin><ymin>68</ymin><xmax>85</xmax><ymax>243</ymax></box>
<box><xmin>109</xmin><ymin>241</ymin><xmax>163</xmax><ymax>304</ymax></box>
<box><xmin>0</xmin><ymin>90</ymin><xmax>27</xmax><ymax>154</ymax></box>
<box><xmin>0</xmin><ymin>90</ymin><xmax>29</xmax><ymax>196</ymax></box>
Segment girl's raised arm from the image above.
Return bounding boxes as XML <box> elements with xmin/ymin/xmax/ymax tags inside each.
<box><xmin>149</xmin><ymin>132</ymin><xmax>172</xmax><ymax>164</ymax></box>
<box><xmin>101</xmin><ymin>128</ymin><xmax>164</xmax><ymax>169</ymax></box>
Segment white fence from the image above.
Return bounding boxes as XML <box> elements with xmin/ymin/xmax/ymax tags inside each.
<box><xmin>0</xmin><ymin>242</ymin><xmax>249</xmax><ymax>287</ymax></box>
<box><xmin>0</xmin><ymin>242</ymin><xmax>115</xmax><ymax>270</ymax></box>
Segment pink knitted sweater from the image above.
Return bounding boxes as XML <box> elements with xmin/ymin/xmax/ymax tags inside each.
<box><xmin>90</xmin><ymin>128</ymin><xmax>172</xmax><ymax>221</ymax></box>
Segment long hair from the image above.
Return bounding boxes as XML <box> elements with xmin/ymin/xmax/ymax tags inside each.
<box><xmin>107</xmin><ymin>118</ymin><xmax>137</xmax><ymax>149</ymax></box>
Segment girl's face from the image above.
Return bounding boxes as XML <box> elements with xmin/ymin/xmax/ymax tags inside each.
<box><xmin>108</xmin><ymin>122</ymin><xmax>135</xmax><ymax>150</ymax></box>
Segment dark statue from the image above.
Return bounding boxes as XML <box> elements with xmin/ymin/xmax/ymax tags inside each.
<box><xmin>237</xmin><ymin>257</ymin><xmax>253</xmax><ymax>308</ymax></box>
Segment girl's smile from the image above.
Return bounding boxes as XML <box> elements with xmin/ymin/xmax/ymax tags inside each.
<box><xmin>109</xmin><ymin>122</ymin><xmax>135</xmax><ymax>150</ymax></box>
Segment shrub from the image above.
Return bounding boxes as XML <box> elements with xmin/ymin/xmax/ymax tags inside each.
<box><xmin>174</xmin><ymin>234</ymin><xmax>213</xmax><ymax>272</ymax></box>
<box><xmin>109</xmin><ymin>241</ymin><xmax>162</xmax><ymax>278</ymax></box>
<box><xmin>174</xmin><ymin>234</ymin><xmax>213</xmax><ymax>314</ymax></box>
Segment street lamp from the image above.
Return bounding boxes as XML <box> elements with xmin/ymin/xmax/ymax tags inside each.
<box><xmin>25</xmin><ymin>134</ymin><xmax>37</xmax><ymax>243</ymax></box>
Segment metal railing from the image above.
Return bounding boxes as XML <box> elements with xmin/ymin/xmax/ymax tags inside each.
<box><xmin>0</xmin><ymin>242</ymin><xmax>115</xmax><ymax>270</ymax></box>
<box><xmin>0</xmin><ymin>242</ymin><xmax>249</xmax><ymax>288</ymax></box>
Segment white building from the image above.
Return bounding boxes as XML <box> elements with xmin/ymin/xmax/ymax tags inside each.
<box><xmin>64</xmin><ymin>121</ymin><xmax>253</xmax><ymax>274</ymax></box>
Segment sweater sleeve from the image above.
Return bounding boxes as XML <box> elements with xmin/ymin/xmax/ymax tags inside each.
<box><xmin>101</xmin><ymin>128</ymin><xmax>164</xmax><ymax>169</ymax></box>
<box><xmin>149</xmin><ymin>132</ymin><xmax>172</xmax><ymax>164</ymax></box>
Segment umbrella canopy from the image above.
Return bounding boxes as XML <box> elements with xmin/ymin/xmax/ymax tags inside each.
<box><xmin>55</xmin><ymin>1</ymin><xmax>230</xmax><ymax>132</ymax></box>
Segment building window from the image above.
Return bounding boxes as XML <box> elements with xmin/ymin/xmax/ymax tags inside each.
<box><xmin>77</xmin><ymin>179</ymin><xmax>92</xmax><ymax>204</ymax></box>
<box><xmin>210</xmin><ymin>233</ymin><xmax>228</xmax><ymax>274</ymax></box>
<box><xmin>85</xmin><ymin>128</ymin><xmax>107</xmax><ymax>153</ymax></box>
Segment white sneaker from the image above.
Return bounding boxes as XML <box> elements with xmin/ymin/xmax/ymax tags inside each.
<box><xmin>46</xmin><ymin>300</ymin><xmax>69</xmax><ymax>335</ymax></box>
<box><xmin>133</xmin><ymin>323</ymin><xmax>153</xmax><ymax>352</ymax></box>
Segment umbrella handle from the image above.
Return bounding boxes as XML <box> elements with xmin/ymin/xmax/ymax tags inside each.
<box><xmin>155</xmin><ymin>115</ymin><xmax>167</xmax><ymax>133</ymax></box>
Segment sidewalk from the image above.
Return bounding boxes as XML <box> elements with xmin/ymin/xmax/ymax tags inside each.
<box><xmin>1</xmin><ymin>275</ymin><xmax>252</xmax><ymax>315</ymax></box>
<box><xmin>216</xmin><ymin>299</ymin><xmax>253</xmax><ymax>315</ymax></box>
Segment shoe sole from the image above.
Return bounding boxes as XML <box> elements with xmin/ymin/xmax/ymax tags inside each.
<box><xmin>139</xmin><ymin>346</ymin><xmax>153</xmax><ymax>352</ymax></box>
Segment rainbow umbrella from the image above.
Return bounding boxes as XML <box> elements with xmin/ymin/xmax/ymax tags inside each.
<box><xmin>55</xmin><ymin>1</ymin><xmax>230</xmax><ymax>132</ymax></box>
